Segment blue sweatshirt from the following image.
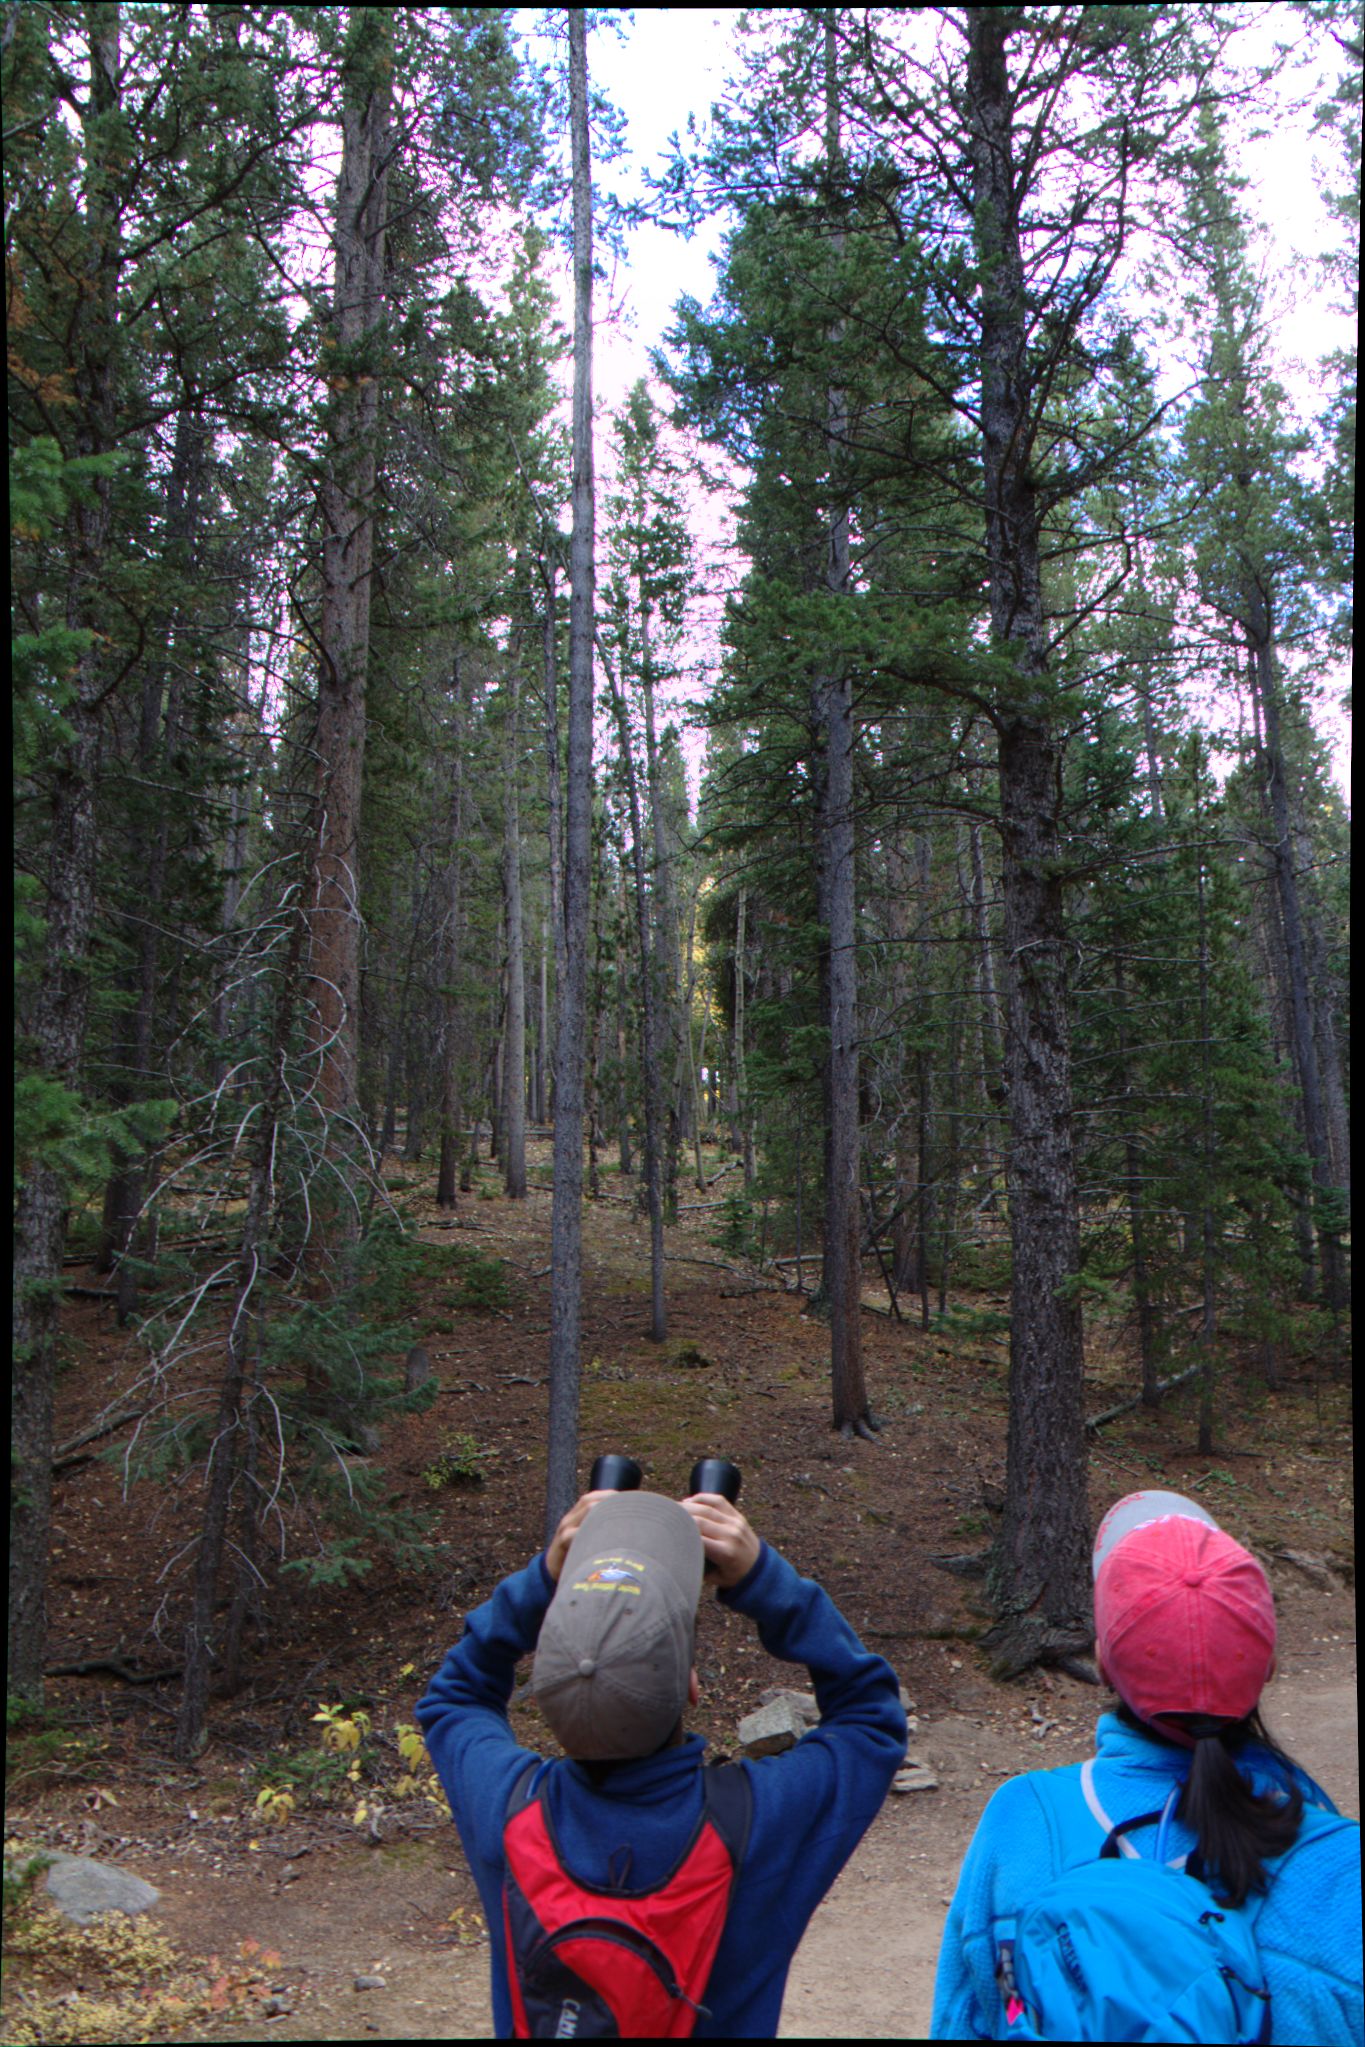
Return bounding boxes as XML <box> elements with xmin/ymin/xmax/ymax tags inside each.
<box><xmin>930</xmin><ymin>1709</ymin><xmax>1362</xmax><ymax>2045</ymax></box>
<box><xmin>417</xmin><ymin>1539</ymin><xmax>906</xmax><ymax>2038</ymax></box>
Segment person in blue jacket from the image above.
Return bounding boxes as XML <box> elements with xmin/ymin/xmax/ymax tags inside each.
<box><xmin>931</xmin><ymin>1490</ymin><xmax>1362</xmax><ymax>2044</ymax></box>
<box><xmin>417</xmin><ymin>1483</ymin><xmax>906</xmax><ymax>2038</ymax></box>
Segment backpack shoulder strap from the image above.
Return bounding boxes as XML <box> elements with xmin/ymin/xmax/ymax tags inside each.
<box><xmin>504</xmin><ymin>1758</ymin><xmax>543</xmax><ymax>1827</ymax></box>
<box><xmin>701</xmin><ymin>1761</ymin><xmax>753</xmax><ymax>1876</ymax></box>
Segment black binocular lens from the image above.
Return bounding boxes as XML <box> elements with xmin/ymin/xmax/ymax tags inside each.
<box><xmin>688</xmin><ymin>1457</ymin><xmax>742</xmax><ymax>1504</ymax></box>
<box><xmin>589</xmin><ymin>1453</ymin><xmax>642</xmax><ymax>1492</ymax></box>
<box><xmin>587</xmin><ymin>1453</ymin><xmax>741</xmax><ymax>1502</ymax></box>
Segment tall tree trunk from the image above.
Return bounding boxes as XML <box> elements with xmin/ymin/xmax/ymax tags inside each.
<box><xmin>914</xmin><ymin>833</ymin><xmax>934</xmax><ymax>1331</ymax></box>
<box><xmin>11</xmin><ymin>3</ymin><xmax>122</xmax><ymax>1704</ymax></box>
<box><xmin>678</xmin><ymin>886</ymin><xmax>707</xmax><ymax>1190</ymax></box>
<box><xmin>309</xmin><ymin>11</ymin><xmax>391</xmax><ymax>1129</ymax></box>
<box><xmin>639</xmin><ymin>598</ymin><xmax>683</xmax><ymax>1222</ymax></box>
<box><xmin>211</xmin><ymin>711</ymin><xmax>255</xmax><ymax>1094</ymax></box>
<box><xmin>1291</xmin><ymin>807</ymin><xmax>1350</xmax><ymax>1202</ymax></box>
<box><xmin>604</xmin><ymin>640</ymin><xmax>667</xmax><ymax>1341</ymax></box>
<box><xmin>615</xmin><ymin>877</ymin><xmax>634</xmax><ymax>1177</ymax></box>
<box><xmin>1193</xmin><ymin>815</ymin><xmax>1219</xmax><ymax>1456</ymax></box>
<box><xmin>539</xmin><ymin>558</ymin><xmax>566</xmax><ymax>1020</ymax></box>
<box><xmin>938</xmin><ymin>965</ymin><xmax>964</xmax><ymax>1315</ymax></box>
<box><xmin>545</xmin><ymin>8</ymin><xmax>596</xmax><ymax>1537</ymax></box>
<box><xmin>969</xmin><ymin>816</ymin><xmax>1005</xmax><ymax>1105</ymax></box>
<box><xmin>818</xmin><ymin>13</ymin><xmax>872</xmax><ymax>1440</ymax></box>
<box><xmin>586</xmin><ymin>813</ymin><xmax>608</xmax><ymax>1202</ymax></box>
<box><xmin>885</xmin><ymin>832</ymin><xmax>920</xmax><ymax>1297</ymax></box>
<box><xmin>967</xmin><ymin>6</ymin><xmax>1090</xmax><ymax>1672</ymax></box>
<box><xmin>730</xmin><ymin>886</ymin><xmax>752</xmax><ymax>1178</ymax></box>
<box><xmin>436</xmin><ymin>656</ymin><xmax>469</xmax><ymax>1209</ymax></box>
<box><xmin>1114</xmin><ymin>957</ymin><xmax>1160</xmax><ymax>1405</ymax></box>
<box><xmin>1250</xmin><ymin>624</ymin><xmax>1346</xmax><ymax>1307</ymax></box>
<box><xmin>534</xmin><ymin>914</ymin><xmax>549</xmax><ymax>1127</ymax></box>
<box><xmin>380</xmin><ymin>851</ymin><xmax>426</xmax><ymax>1157</ymax></box>
<box><xmin>502</xmin><ymin>658</ymin><xmax>528</xmax><ymax>1198</ymax></box>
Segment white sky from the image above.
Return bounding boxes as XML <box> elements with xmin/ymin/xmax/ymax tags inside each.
<box><xmin>517</xmin><ymin>5</ymin><xmax>1354</xmax><ymax>799</ymax></box>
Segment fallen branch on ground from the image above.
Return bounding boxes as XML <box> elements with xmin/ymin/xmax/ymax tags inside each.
<box><xmin>44</xmin><ymin>1655</ymin><xmax>182</xmax><ymax>1684</ymax></box>
<box><xmin>52</xmin><ymin>1404</ymin><xmax>147</xmax><ymax>1474</ymax></box>
<box><xmin>1085</xmin><ymin>1361</ymin><xmax>1201</xmax><ymax>1432</ymax></box>
<box><xmin>663</xmin><ymin>1253</ymin><xmax>777</xmax><ymax>1285</ymax></box>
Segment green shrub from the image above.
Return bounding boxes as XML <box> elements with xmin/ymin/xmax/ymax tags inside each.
<box><xmin>451</xmin><ymin>1250</ymin><xmax>513</xmax><ymax>1313</ymax></box>
<box><xmin>252</xmin><ymin>1745</ymin><xmax>351</xmax><ymax>1805</ymax></box>
<box><xmin>422</xmin><ymin>1432</ymin><xmax>489</xmax><ymax>1490</ymax></box>
<box><xmin>711</xmin><ymin>1189</ymin><xmax>757</xmax><ymax>1259</ymax></box>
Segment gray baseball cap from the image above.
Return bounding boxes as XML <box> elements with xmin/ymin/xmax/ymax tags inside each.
<box><xmin>533</xmin><ymin>1492</ymin><xmax>704</xmax><ymax>1761</ymax></box>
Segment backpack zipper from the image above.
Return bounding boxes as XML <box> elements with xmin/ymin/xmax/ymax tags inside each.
<box><xmin>526</xmin><ymin>1916</ymin><xmax>708</xmax><ymax>2016</ymax></box>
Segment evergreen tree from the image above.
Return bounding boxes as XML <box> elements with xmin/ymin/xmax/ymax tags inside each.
<box><xmin>546</xmin><ymin>6</ymin><xmax>598</xmax><ymax>1535</ymax></box>
<box><xmin>1175</xmin><ymin>103</ymin><xmax>1349</xmax><ymax>1306</ymax></box>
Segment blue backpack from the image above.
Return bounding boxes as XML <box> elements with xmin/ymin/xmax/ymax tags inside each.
<box><xmin>993</xmin><ymin>1786</ymin><xmax>1273</xmax><ymax>2043</ymax></box>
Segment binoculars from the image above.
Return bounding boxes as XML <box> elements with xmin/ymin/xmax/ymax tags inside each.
<box><xmin>589</xmin><ymin>1452</ymin><xmax>742</xmax><ymax>1505</ymax></box>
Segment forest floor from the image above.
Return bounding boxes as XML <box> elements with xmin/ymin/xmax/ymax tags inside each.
<box><xmin>4</xmin><ymin>1142</ymin><xmax>1355</xmax><ymax>2041</ymax></box>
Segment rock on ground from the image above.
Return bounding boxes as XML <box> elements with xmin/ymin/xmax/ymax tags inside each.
<box><xmin>43</xmin><ymin>1853</ymin><xmax>161</xmax><ymax>1925</ymax></box>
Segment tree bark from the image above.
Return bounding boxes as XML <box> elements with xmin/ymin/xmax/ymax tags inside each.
<box><xmin>309</xmin><ymin>11</ymin><xmax>392</xmax><ymax>1128</ymax></box>
<box><xmin>969</xmin><ymin>815</ymin><xmax>1005</xmax><ymax>1104</ymax></box>
<box><xmin>502</xmin><ymin>655</ymin><xmax>528</xmax><ymax>1198</ymax></box>
<box><xmin>539</xmin><ymin>557</ymin><xmax>566</xmax><ymax>1020</ymax></box>
<box><xmin>436</xmin><ymin>655</ymin><xmax>470</xmax><ymax>1209</ymax></box>
<box><xmin>967</xmin><ymin>7</ymin><xmax>1090</xmax><ymax>1671</ymax></box>
<box><xmin>1194</xmin><ymin>819</ymin><xmax>1218</xmax><ymax>1457</ymax></box>
<box><xmin>615</xmin><ymin>873</ymin><xmax>634</xmax><ymax>1177</ymax></box>
<box><xmin>639</xmin><ymin>598</ymin><xmax>683</xmax><ymax>1222</ymax></box>
<box><xmin>1114</xmin><ymin>955</ymin><xmax>1160</xmax><ymax>1405</ymax></box>
<box><xmin>678</xmin><ymin>885</ymin><xmax>707</xmax><ymax>1190</ymax></box>
<box><xmin>545</xmin><ymin>8</ymin><xmax>596</xmax><ymax>1537</ymax></box>
<box><xmin>604</xmin><ymin>638</ymin><xmax>668</xmax><ymax>1341</ymax></box>
<box><xmin>1250</xmin><ymin>626</ymin><xmax>1347</xmax><ymax>1308</ymax></box>
<box><xmin>817</xmin><ymin>13</ymin><xmax>871</xmax><ymax>1440</ymax></box>
<box><xmin>534</xmin><ymin>914</ymin><xmax>549</xmax><ymax>1126</ymax></box>
<box><xmin>730</xmin><ymin>886</ymin><xmax>753</xmax><ymax>1181</ymax></box>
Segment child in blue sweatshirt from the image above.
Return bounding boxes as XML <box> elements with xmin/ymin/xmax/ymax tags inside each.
<box><xmin>931</xmin><ymin>1490</ymin><xmax>1362</xmax><ymax>2044</ymax></box>
<box><xmin>417</xmin><ymin>1486</ymin><xmax>906</xmax><ymax>2038</ymax></box>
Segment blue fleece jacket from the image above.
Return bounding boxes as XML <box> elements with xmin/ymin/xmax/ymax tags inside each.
<box><xmin>930</xmin><ymin>1709</ymin><xmax>1362</xmax><ymax>2045</ymax></box>
<box><xmin>416</xmin><ymin>1539</ymin><xmax>906</xmax><ymax>2038</ymax></box>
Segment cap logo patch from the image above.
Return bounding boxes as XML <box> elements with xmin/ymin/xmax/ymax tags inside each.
<box><xmin>574</xmin><ymin>1554</ymin><xmax>647</xmax><ymax>1595</ymax></box>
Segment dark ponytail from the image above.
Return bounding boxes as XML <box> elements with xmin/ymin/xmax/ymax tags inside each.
<box><xmin>1117</xmin><ymin>1705</ymin><xmax>1304</xmax><ymax>1905</ymax></box>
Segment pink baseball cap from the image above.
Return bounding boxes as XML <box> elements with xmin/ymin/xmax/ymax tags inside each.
<box><xmin>1093</xmin><ymin>1491</ymin><xmax>1277</xmax><ymax>1741</ymax></box>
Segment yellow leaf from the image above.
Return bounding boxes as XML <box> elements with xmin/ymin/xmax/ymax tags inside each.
<box><xmin>397</xmin><ymin>1726</ymin><xmax>427</xmax><ymax>1767</ymax></box>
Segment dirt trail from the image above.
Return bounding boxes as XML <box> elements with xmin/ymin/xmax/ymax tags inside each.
<box><xmin>169</xmin><ymin>1640</ymin><xmax>1354</xmax><ymax>2042</ymax></box>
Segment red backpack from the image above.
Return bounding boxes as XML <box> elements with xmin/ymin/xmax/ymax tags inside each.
<box><xmin>502</xmin><ymin>1762</ymin><xmax>752</xmax><ymax>2039</ymax></box>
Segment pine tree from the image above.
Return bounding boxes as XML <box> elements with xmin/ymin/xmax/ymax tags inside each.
<box><xmin>545</xmin><ymin>6</ymin><xmax>598</xmax><ymax>1534</ymax></box>
<box><xmin>1176</xmin><ymin>103</ymin><xmax>1349</xmax><ymax>1308</ymax></box>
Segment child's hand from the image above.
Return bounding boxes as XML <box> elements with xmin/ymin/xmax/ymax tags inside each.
<box><xmin>545</xmin><ymin>1491</ymin><xmax>614</xmax><ymax>1581</ymax></box>
<box><xmin>682</xmin><ymin>1494</ymin><xmax>761</xmax><ymax>1588</ymax></box>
